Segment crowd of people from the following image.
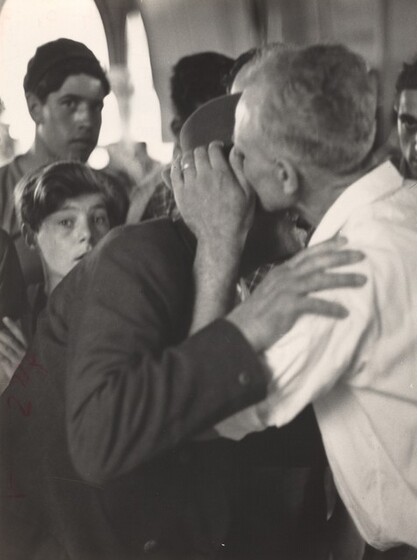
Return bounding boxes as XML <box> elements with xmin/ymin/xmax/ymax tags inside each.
<box><xmin>0</xmin><ymin>36</ymin><xmax>416</xmax><ymax>560</ymax></box>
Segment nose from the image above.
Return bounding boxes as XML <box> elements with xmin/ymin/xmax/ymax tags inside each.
<box><xmin>77</xmin><ymin>216</ymin><xmax>93</xmax><ymax>246</ymax></box>
<box><xmin>74</xmin><ymin>101</ymin><xmax>93</xmax><ymax>129</ymax></box>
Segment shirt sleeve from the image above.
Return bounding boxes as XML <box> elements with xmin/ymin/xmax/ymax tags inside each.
<box><xmin>216</xmin><ymin>240</ymin><xmax>378</xmax><ymax>440</ymax></box>
<box><xmin>64</xmin><ymin>226</ymin><xmax>267</xmax><ymax>484</ymax></box>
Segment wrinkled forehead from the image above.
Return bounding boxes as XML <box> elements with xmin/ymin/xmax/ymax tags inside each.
<box><xmin>397</xmin><ymin>89</ymin><xmax>417</xmax><ymax>116</ymax></box>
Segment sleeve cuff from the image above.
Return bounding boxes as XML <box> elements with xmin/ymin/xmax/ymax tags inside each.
<box><xmin>181</xmin><ymin>318</ymin><xmax>269</xmax><ymax>416</ymax></box>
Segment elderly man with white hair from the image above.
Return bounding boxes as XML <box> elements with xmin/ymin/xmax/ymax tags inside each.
<box><xmin>174</xmin><ymin>44</ymin><xmax>417</xmax><ymax>555</ymax></box>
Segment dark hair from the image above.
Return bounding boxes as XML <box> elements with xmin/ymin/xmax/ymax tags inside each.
<box><xmin>170</xmin><ymin>52</ymin><xmax>234</xmax><ymax>136</ymax></box>
<box><xmin>395</xmin><ymin>57</ymin><xmax>417</xmax><ymax>96</ymax></box>
<box><xmin>224</xmin><ymin>48</ymin><xmax>258</xmax><ymax>92</ymax></box>
<box><xmin>32</xmin><ymin>59</ymin><xmax>110</xmax><ymax>103</ymax></box>
<box><xmin>24</xmin><ymin>38</ymin><xmax>110</xmax><ymax>101</ymax></box>
<box><xmin>16</xmin><ymin>161</ymin><xmax>128</xmax><ymax>232</ymax></box>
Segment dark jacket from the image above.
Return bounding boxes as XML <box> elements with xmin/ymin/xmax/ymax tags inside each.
<box><xmin>1</xmin><ymin>220</ymin><xmax>268</xmax><ymax>559</ymax></box>
<box><xmin>1</xmin><ymin>219</ymin><xmax>327</xmax><ymax>559</ymax></box>
<box><xmin>0</xmin><ymin>228</ymin><xmax>27</xmax><ymax>321</ymax></box>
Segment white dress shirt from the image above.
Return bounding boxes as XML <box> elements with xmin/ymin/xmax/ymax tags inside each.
<box><xmin>217</xmin><ymin>162</ymin><xmax>417</xmax><ymax>550</ymax></box>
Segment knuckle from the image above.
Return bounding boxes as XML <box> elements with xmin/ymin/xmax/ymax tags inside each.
<box><xmin>208</xmin><ymin>141</ymin><xmax>221</xmax><ymax>151</ymax></box>
<box><xmin>194</xmin><ymin>146</ymin><xmax>205</xmax><ymax>158</ymax></box>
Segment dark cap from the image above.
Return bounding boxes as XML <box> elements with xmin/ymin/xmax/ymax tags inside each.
<box><xmin>180</xmin><ymin>92</ymin><xmax>241</xmax><ymax>152</ymax></box>
<box><xmin>23</xmin><ymin>38</ymin><xmax>110</xmax><ymax>94</ymax></box>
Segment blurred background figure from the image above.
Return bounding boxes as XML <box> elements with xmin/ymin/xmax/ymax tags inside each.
<box><xmin>169</xmin><ymin>52</ymin><xmax>235</xmax><ymax>146</ymax></box>
<box><xmin>0</xmin><ymin>98</ymin><xmax>16</xmax><ymax>166</ymax></box>
<box><xmin>394</xmin><ymin>56</ymin><xmax>417</xmax><ymax>179</ymax></box>
<box><xmin>126</xmin><ymin>51</ymin><xmax>234</xmax><ymax>222</ymax></box>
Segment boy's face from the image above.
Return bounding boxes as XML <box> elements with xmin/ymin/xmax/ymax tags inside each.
<box><xmin>35</xmin><ymin>193</ymin><xmax>110</xmax><ymax>288</ymax></box>
<box><xmin>36</xmin><ymin>74</ymin><xmax>105</xmax><ymax>162</ymax></box>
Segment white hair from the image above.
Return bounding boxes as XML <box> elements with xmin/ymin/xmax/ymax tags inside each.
<box><xmin>240</xmin><ymin>44</ymin><xmax>377</xmax><ymax>174</ymax></box>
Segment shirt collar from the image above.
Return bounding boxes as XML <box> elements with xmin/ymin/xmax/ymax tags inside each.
<box><xmin>309</xmin><ymin>162</ymin><xmax>404</xmax><ymax>245</ymax></box>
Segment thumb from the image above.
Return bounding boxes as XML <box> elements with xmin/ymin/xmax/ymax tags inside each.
<box><xmin>229</xmin><ymin>147</ymin><xmax>251</xmax><ymax>196</ymax></box>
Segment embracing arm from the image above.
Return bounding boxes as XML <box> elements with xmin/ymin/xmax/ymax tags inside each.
<box><xmin>216</xmin><ymin>238</ymin><xmax>372</xmax><ymax>439</ymax></box>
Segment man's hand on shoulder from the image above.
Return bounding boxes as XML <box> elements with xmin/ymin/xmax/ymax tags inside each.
<box><xmin>227</xmin><ymin>237</ymin><xmax>367</xmax><ymax>352</ymax></box>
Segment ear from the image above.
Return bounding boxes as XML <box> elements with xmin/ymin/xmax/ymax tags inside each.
<box><xmin>25</xmin><ymin>92</ymin><xmax>45</xmax><ymax>125</ymax></box>
<box><xmin>21</xmin><ymin>223</ymin><xmax>37</xmax><ymax>250</ymax></box>
<box><xmin>274</xmin><ymin>159</ymin><xmax>299</xmax><ymax>199</ymax></box>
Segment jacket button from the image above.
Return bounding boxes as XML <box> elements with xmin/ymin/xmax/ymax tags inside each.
<box><xmin>143</xmin><ymin>539</ymin><xmax>158</xmax><ymax>553</ymax></box>
<box><xmin>238</xmin><ymin>371</ymin><xmax>250</xmax><ymax>386</ymax></box>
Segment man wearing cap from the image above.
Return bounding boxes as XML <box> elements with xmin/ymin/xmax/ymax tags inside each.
<box><xmin>0</xmin><ymin>38</ymin><xmax>110</xmax><ymax>284</ymax></box>
<box><xmin>173</xmin><ymin>44</ymin><xmax>417</xmax><ymax>555</ymax></box>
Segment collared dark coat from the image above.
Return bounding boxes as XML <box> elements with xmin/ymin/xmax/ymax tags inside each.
<box><xmin>0</xmin><ymin>219</ymin><xmax>327</xmax><ymax>560</ymax></box>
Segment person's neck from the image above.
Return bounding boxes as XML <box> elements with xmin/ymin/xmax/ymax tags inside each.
<box><xmin>19</xmin><ymin>135</ymin><xmax>58</xmax><ymax>174</ymax></box>
<box><xmin>41</xmin><ymin>262</ymin><xmax>62</xmax><ymax>297</ymax></box>
<box><xmin>295</xmin><ymin>166</ymin><xmax>364</xmax><ymax>228</ymax></box>
<box><xmin>44</xmin><ymin>274</ymin><xmax>62</xmax><ymax>297</ymax></box>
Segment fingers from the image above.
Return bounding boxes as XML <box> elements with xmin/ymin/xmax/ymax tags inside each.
<box><xmin>288</xmin><ymin>242</ymin><xmax>365</xmax><ymax>276</ymax></box>
<box><xmin>229</xmin><ymin>147</ymin><xmax>251</xmax><ymax>197</ymax></box>
<box><xmin>288</xmin><ymin>236</ymin><xmax>349</xmax><ymax>267</ymax></box>
<box><xmin>296</xmin><ymin>296</ymin><xmax>349</xmax><ymax>319</ymax></box>
<box><xmin>0</xmin><ymin>334</ymin><xmax>23</xmax><ymax>362</ymax></box>
<box><xmin>191</xmin><ymin>143</ymin><xmax>230</xmax><ymax>175</ymax></box>
<box><xmin>294</xmin><ymin>271</ymin><xmax>367</xmax><ymax>294</ymax></box>
<box><xmin>170</xmin><ymin>156</ymin><xmax>185</xmax><ymax>207</ymax></box>
<box><xmin>0</xmin><ymin>360</ymin><xmax>14</xmax><ymax>383</ymax></box>
<box><xmin>0</xmin><ymin>319</ymin><xmax>28</xmax><ymax>364</ymax></box>
<box><xmin>207</xmin><ymin>141</ymin><xmax>229</xmax><ymax>172</ymax></box>
<box><xmin>229</xmin><ymin>147</ymin><xmax>244</xmax><ymax>181</ymax></box>
<box><xmin>181</xmin><ymin>150</ymin><xmax>197</xmax><ymax>176</ymax></box>
<box><xmin>296</xmin><ymin>250</ymin><xmax>366</xmax><ymax>278</ymax></box>
<box><xmin>0</xmin><ymin>321</ymin><xmax>26</xmax><ymax>382</ymax></box>
<box><xmin>170</xmin><ymin>155</ymin><xmax>183</xmax><ymax>185</ymax></box>
<box><xmin>193</xmin><ymin>147</ymin><xmax>210</xmax><ymax>175</ymax></box>
<box><xmin>0</xmin><ymin>346</ymin><xmax>18</xmax><ymax>365</ymax></box>
<box><xmin>2</xmin><ymin>318</ymin><xmax>27</xmax><ymax>346</ymax></box>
